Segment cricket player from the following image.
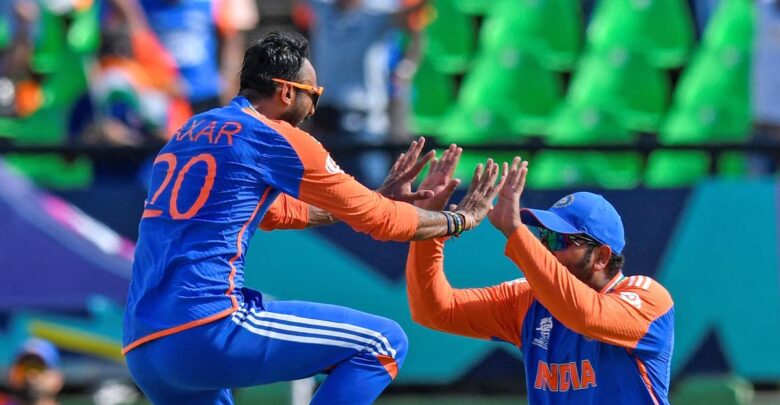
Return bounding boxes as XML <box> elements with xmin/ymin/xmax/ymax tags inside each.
<box><xmin>407</xmin><ymin>152</ymin><xmax>674</xmax><ymax>404</ymax></box>
<box><xmin>123</xmin><ymin>31</ymin><xmax>504</xmax><ymax>404</ymax></box>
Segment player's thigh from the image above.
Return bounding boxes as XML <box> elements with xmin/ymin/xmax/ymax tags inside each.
<box><xmin>225</xmin><ymin>300</ymin><xmax>408</xmax><ymax>386</ymax></box>
<box><xmin>126</xmin><ymin>342</ymin><xmax>234</xmax><ymax>405</ymax></box>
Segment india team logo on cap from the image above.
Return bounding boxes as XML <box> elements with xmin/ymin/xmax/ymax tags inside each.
<box><xmin>553</xmin><ymin>194</ymin><xmax>575</xmax><ymax>208</ymax></box>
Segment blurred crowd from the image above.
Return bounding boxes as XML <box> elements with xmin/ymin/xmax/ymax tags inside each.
<box><xmin>0</xmin><ymin>0</ymin><xmax>779</xmax><ymax>190</ymax></box>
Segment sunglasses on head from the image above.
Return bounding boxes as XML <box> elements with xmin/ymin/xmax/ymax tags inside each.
<box><xmin>272</xmin><ymin>78</ymin><xmax>324</xmax><ymax>109</ymax></box>
<box><xmin>536</xmin><ymin>228</ymin><xmax>600</xmax><ymax>252</ymax></box>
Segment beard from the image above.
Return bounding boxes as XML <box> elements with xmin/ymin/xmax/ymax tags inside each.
<box><xmin>568</xmin><ymin>245</ymin><xmax>596</xmax><ymax>283</ymax></box>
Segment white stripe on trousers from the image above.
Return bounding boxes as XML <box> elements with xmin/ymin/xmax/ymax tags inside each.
<box><xmin>244</xmin><ymin>308</ymin><xmax>396</xmax><ymax>357</ymax></box>
<box><xmin>232</xmin><ymin>310</ymin><xmax>390</xmax><ymax>356</ymax></box>
<box><xmin>231</xmin><ymin>309</ymin><xmax>396</xmax><ymax>357</ymax></box>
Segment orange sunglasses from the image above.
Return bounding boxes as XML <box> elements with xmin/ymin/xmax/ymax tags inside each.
<box><xmin>272</xmin><ymin>78</ymin><xmax>324</xmax><ymax>108</ymax></box>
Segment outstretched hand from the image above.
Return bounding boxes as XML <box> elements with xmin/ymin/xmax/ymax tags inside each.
<box><xmin>377</xmin><ymin>137</ymin><xmax>436</xmax><ymax>203</ymax></box>
<box><xmin>488</xmin><ymin>156</ymin><xmax>529</xmax><ymax>237</ymax></box>
<box><xmin>415</xmin><ymin>144</ymin><xmax>462</xmax><ymax>211</ymax></box>
<box><xmin>452</xmin><ymin>159</ymin><xmax>507</xmax><ymax>231</ymax></box>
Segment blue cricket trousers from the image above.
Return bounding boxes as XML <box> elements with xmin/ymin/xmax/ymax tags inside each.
<box><xmin>125</xmin><ymin>292</ymin><xmax>408</xmax><ymax>404</ymax></box>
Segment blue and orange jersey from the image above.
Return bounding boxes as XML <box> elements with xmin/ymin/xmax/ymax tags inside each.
<box><xmin>123</xmin><ymin>96</ymin><xmax>418</xmax><ymax>353</ymax></box>
<box><xmin>406</xmin><ymin>226</ymin><xmax>674</xmax><ymax>405</ymax></box>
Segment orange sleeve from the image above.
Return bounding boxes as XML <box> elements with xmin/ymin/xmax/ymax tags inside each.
<box><xmin>406</xmin><ymin>239</ymin><xmax>534</xmax><ymax>347</ymax></box>
<box><xmin>503</xmin><ymin>227</ymin><xmax>674</xmax><ymax>349</ymax></box>
<box><xmin>255</xmin><ymin>114</ymin><xmax>418</xmax><ymax>241</ymax></box>
<box><xmin>259</xmin><ymin>193</ymin><xmax>310</xmax><ymax>231</ymax></box>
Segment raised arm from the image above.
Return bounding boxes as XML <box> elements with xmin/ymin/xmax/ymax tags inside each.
<box><xmin>406</xmin><ymin>146</ymin><xmax>531</xmax><ymax>344</ymax></box>
<box><xmin>502</xmin><ymin>227</ymin><xmax>673</xmax><ymax>349</ymax></box>
<box><xmin>260</xmin><ymin>139</ymin><xmax>433</xmax><ymax>230</ymax></box>
<box><xmin>489</xmin><ymin>158</ymin><xmax>673</xmax><ymax>349</ymax></box>
<box><xmin>256</xmin><ymin>115</ymin><xmax>504</xmax><ymax>242</ymax></box>
<box><xmin>407</xmin><ymin>238</ymin><xmax>531</xmax><ymax>346</ymax></box>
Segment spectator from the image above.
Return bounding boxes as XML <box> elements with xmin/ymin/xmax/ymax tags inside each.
<box><xmin>306</xmin><ymin>0</ymin><xmax>428</xmax><ymax>186</ymax></box>
<box><xmin>138</xmin><ymin>0</ymin><xmax>259</xmax><ymax>113</ymax></box>
<box><xmin>4</xmin><ymin>339</ymin><xmax>64</xmax><ymax>405</ymax></box>
<box><xmin>0</xmin><ymin>0</ymin><xmax>43</xmax><ymax>118</ymax></box>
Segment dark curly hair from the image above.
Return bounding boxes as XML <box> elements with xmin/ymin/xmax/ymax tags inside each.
<box><xmin>239</xmin><ymin>31</ymin><xmax>310</xmax><ymax>101</ymax></box>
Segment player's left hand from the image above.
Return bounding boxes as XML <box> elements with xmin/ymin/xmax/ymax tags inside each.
<box><xmin>377</xmin><ymin>137</ymin><xmax>436</xmax><ymax>203</ymax></box>
<box><xmin>488</xmin><ymin>156</ymin><xmax>528</xmax><ymax>237</ymax></box>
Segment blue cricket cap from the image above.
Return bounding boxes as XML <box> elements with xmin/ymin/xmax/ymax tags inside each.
<box><xmin>15</xmin><ymin>338</ymin><xmax>60</xmax><ymax>369</ymax></box>
<box><xmin>520</xmin><ymin>192</ymin><xmax>625</xmax><ymax>254</ymax></box>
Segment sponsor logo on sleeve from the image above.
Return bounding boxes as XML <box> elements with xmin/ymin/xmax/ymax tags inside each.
<box><xmin>325</xmin><ymin>154</ymin><xmax>344</xmax><ymax>174</ymax></box>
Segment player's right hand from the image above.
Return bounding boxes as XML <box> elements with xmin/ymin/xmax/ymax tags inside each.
<box><xmin>452</xmin><ymin>159</ymin><xmax>507</xmax><ymax>231</ymax></box>
<box><xmin>488</xmin><ymin>156</ymin><xmax>528</xmax><ymax>237</ymax></box>
<box><xmin>414</xmin><ymin>144</ymin><xmax>462</xmax><ymax>211</ymax></box>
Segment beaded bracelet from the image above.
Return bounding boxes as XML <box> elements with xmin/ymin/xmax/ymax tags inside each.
<box><xmin>442</xmin><ymin>211</ymin><xmax>453</xmax><ymax>236</ymax></box>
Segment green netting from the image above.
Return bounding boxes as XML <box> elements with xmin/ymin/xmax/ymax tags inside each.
<box><xmin>701</xmin><ymin>0</ymin><xmax>755</xmax><ymax>52</ymax></box>
<box><xmin>526</xmin><ymin>151</ymin><xmax>642</xmax><ymax>189</ymax></box>
<box><xmin>587</xmin><ymin>0</ymin><xmax>695</xmax><ymax>68</ymax></box>
<box><xmin>424</xmin><ymin>0</ymin><xmax>476</xmax><ymax>73</ymax></box>
<box><xmin>479</xmin><ymin>0</ymin><xmax>582</xmax><ymax>71</ymax></box>
<box><xmin>454</xmin><ymin>49</ymin><xmax>563</xmax><ymax>136</ymax></box>
<box><xmin>410</xmin><ymin>57</ymin><xmax>456</xmax><ymax>135</ymax></box>
<box><xmin>566</xmin><ymin>49</ymin><xmax>670</xmax><ymax>132</ymax></box>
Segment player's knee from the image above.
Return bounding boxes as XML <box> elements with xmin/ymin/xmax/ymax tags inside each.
<box><xmin>383</xmin><ymin>319</ymin><xmax>408</xmax><ymax>364</ymax></box>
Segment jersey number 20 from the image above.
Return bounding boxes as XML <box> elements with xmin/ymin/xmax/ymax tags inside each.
<box><xmin>142</xmin><ymin>152</ymin><xmax>217</xmax><ymax>220</ymax></box>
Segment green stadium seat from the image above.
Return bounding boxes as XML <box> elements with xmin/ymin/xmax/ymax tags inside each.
<box><xmin>669</xmin><ymin>47</ymin><xmax>750</xmax><ymax>134</ymax></box>
<box><xmin>527</xmin><ymin>151</ymin><xmax>643</xmax><ymax>189</ymax></box>
<box><xmin>533</xmin><ymin>105</ymin><xmax>641</xmax><ymax>190</ymax></box>
<box><xmin>701</xmin><ymin>0</ymin><xmax>755</xmax><ymax>52</ymax></box>
<box><xmin>645</xmin><ymin>150</ymin><xmax>749</xmax><ymax>188</ymax></box>
<box><xmin>452</xmin><ymin>0</ymin><xmax>495</xmax><ymax>15</ymax></box>
<box><xmin>565</xmin><ymin>49</ymin><xmax>671</xmax><ymax>132</ymax></box>
<box><xmin>424</xmin><ymin>0</ymin><xmax>476</xmax><ymax>73</ymax></box>
<box><xmin>587</xmin><ymin>0</ymin><xmax>695</xmax><ymax>68</ymax></box>
<box><xmin>479</xmin><ymin>0</ymin><xmax>582</xmax><ymax>71</ymax></box>
<box><xmin>645</xmin><ymin>45</ymin><xmax>750</xmax><ymax>188</ymax></box>
<box><xmin>671</xmin><ymin>375</ymin><xmax>754</xmax><ymax>405</ymax></box>
<box><xmin>644</xmin><ymin>151</ymin><xmax>710</xmax><ymax>188</ymax></box>
<box><xmin>451</xmin><ymin>150</ymin><xmax>523</xmax><ymax>186</ymax></box>
<box><xmin>439</xmin><ymin>105</ymin><xmax>516</xmax><ymax>145</ymax></box>
<box><xmin>546</xmin><ymin>104</ymin><xmax>634</xmax><ymax>145</ymax></box>
<box><xmin>67</xmin><ymin>1</ymin><xmax>101</xmax><ymax>54</ymax></box>
<box><xmin>32</xmin><ymin>7</ymin><xmax>68</xmax><ymax>74</ymax></box>
<box><xmin>451</xmin><ymin>48</ymin><xmax>563</xmax><ymax>136</ymax></box>
<box><xmin>410</xmin><ymin>57</ymin><xmax>456</xmax><ymax>135</ymax></box>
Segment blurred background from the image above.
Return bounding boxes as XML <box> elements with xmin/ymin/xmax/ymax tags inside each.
<box><xmin>1</xmin><ymin>0</ymin><xmax>779</xmax><ymax>404</ymax></box>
